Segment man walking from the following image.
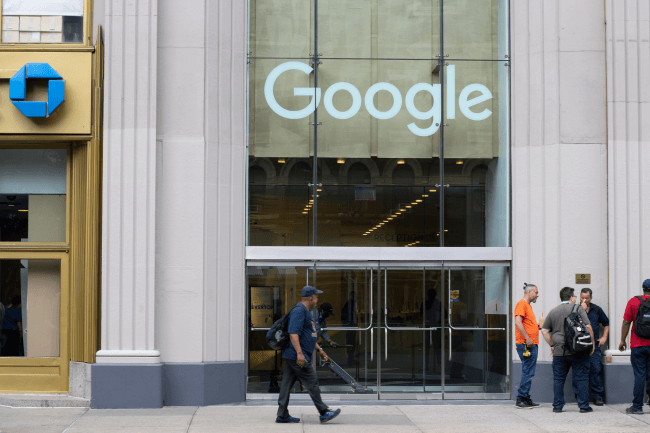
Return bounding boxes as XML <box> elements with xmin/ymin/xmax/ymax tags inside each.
<box><xmin>542</xmin><ymin>287</ymin><xmax>595</xmax><ymax>413</ymax></box>
<box><xmin>514</xmin><ymin>283</ymin><xmax>541</xmax><ymax>408</ymax></box>
<box><xmin>276</xmin><ymin>286</ymin><xmax>341</xmax><ymax>424</ymax></box>
<box><xmin>619</xmin><ymin>279</ymin><xmax>650</xmax><ymax>414</ymax></box>
<box><xmin>579</xmin><ymin>288</ymin><xmax>609</xmax><ymax>405</ymax></box>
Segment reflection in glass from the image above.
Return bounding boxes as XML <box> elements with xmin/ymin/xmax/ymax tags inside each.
<box><xmin>0</xmin><ymin>149</ymin><xmax>67</xmax><ymax>243</ymax></box>
<box><xmin>441</xmin><ymin>266</ymin><xmax>509</xmax><ymax>394</ymax></box>
<box><xmin>0</xmin><ymin>259</ymin><xmax>61</xmax><ymax>358</ymax></box>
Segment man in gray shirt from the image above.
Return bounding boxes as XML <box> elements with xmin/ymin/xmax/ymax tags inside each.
<box><xmin>542</xmin><ymin>287</ymin><xmax>595</xmax><ymax>413</ymax></box>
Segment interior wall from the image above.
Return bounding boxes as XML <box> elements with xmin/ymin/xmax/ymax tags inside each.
<box><xmin>25</xmin><ymin>260</ymin><xmax>61</xmax><ymax>358</ymax></box>
<box><xmin>511</xmin><ymin>0</ymin><xmax>608</xmax><ymax>363</ymax></box>
<box><xmin>28</xmin><ymin>195</ymin><xmax>66</xmax><ymax>242</ymax></box>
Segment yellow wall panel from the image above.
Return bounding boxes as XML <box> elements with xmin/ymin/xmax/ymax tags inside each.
<box><xmin>0</xmin><ymin>52</ymin><xmax>92</xmax><ymax>134</ymax></box>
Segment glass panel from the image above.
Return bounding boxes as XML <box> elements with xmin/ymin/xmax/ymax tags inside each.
<box><xmin>0</xmin><ymin>259</ymin><xmax>61</xmax><ymax>358</ymax></box>
<box><xmin>2</xmin><ymin>0</ymin><xmax>84</xmax><ymax>44</ymax></box>
<box><xmin>313</xmin><ymin>266</ymin><xmax>376</xmax><ymax>394</ymax></box>
<box><xmin>443</xmin><ymin>0</ymin><xmax>508</xmax><ymax>60</ymax></box>
<box><xmin>382</xmin><ymin>268</ymin><xmax>426</xmax><ymax>392</ymax></box>
<box><xmin>443</xmin><ymin>266</ymin><xmax>509</xmax><ymax>394</ymax></box>
<box><xmin>248</xmin><ymin>0</ymin><xmax>311</xmax><ymax>58</ymax></box>
<box><xmin>423</xmin><ymin>267</ymin><xmax>443</xmax><ymax>392</ymax></box>
<box><xmin>442</xmin><ymin>60</ymin><xmax>509</xmax><ymax>247</ymax></box>
<box><xmin>247</xmin><ymin>265</ymin><xmax>308</xmax><ymax>393</ymax></box>
<box><xmin>318</xmin><ymin>0</ymin><xmax>440</xmax><ymax>59</ymax></box>
<box><xmin>0</xmin><ymin>149</ymin><xmax>67</xmax><ymax>243</ymax></box>
<box><xmin>317</xmin><ymin>182</ymin><xmax>440</xmax><ymax>247</ymax></box>
<box><xmin>249</xmin><ymin>178</ymin><xmax>313</xmax><ymax>246</ymax></box>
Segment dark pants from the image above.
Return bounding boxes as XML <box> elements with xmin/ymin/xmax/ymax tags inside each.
<box><xmin>277</xmin><ymin>358</ymin><xmax>329</xmax><ymax>417</ymax></box>
<box><xmin>588</xmin><ymin>348</ymin><xmax>604</xmax><ymax>401</ymax></box>
<box><xmin>553</xmin><ymin>353</ymin><xmax>590</xmax><ymax>410</ymax></box>
<box><xmin>1</xmin><ymin>330</ymin><xmax>21</xmax><ymax>357</ymax></box>
<box><xmin>516</xmin><ymin>343</ymin><xmax>538</xmax><ymax>398</ymax></box>
<box><xmin>631</xmin><ymin>346</ymin><xmax>650</xmax><ymax>409</ymax></box>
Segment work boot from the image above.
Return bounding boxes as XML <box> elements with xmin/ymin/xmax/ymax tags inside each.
<box><xmin>525</xmin><ymin>397</ymin><xmax>541</xmax><ymax>408</ymax></box>
<box><xmin>320</xmin><ymin>408</ymin><xmax>341</xmax><ymax>423</ymax></box>
<box><xmin>515</xmin><ymin>397</ymin><xmax>532</xmax><ymax>409</ymax></box>
<box><xmin>276</xmin><ymin>415</ymin><xmax>300</xmax><ymax>423</ymax></box>
<box><xmin>594</xmin><ymin>399</ymin><xmax>604</xmax><ymax>406</ymax></box>
<box><xmin>580</xmin><ymin>407</ymin><xmax>593</xmax><ymax>413</ymax></box>
<box><xmin>626</xmin><ymin>406</ymin><xmax>644</xmax><ymax>414</ymax></box>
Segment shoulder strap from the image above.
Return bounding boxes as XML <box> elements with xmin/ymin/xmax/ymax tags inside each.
<box><xmin>571</xmin><ymin>304</ymin><xmax>580</xmax><ymax>313</ymax></box>
<box><xmin>637</xmin><ymin>296</ymin><xmax>647</xmax><ymax>303</ymax></box>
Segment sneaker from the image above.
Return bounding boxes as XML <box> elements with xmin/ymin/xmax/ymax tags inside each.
<box><xmin>515</xmin><ymin>397</ymin><xmax>532</xmax><ymax>409</ymax></box>
<box><xmin>276</xmin><ymin>415</ymin><xmax>300</xmax><ymax>423</ymax></box>
<box><xmin>580</xmin><ymin>407</ymin><xmax>593</xmax><ymax>413</ymax></box>
<box><xmin>320</xmin><ymin>408</ymin><xmax>341</xmax><ymax>423</ymax></box>
<box><xmin>553</xmin><ymin>407</ymin><xmax>562</xmax><ymax>413</ymax></box>
<box><xmin>626</xmin><ymin>406</ymin><xmax>644</xmax><ymax>415</ymax></box>
<box><xmin>525</xmin><ymin>397</ymin><xmax>541</xmax><ymax>408</ymax></box>
<box><xmin>594</xmin><ymin>399</ymin><xmax>604</xmax><ymax>406</ymax></box>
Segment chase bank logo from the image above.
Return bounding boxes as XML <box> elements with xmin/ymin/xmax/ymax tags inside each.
<box><xmin>9</xmin><ymin>63</ymin><xmax>65</xmax><ymax>118</ymax></box>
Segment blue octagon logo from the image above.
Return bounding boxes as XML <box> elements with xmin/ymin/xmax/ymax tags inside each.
<box><xmin>9</xmin><ymin>63</ymin><xmax>65</xmax><ymax>118</ymax></box>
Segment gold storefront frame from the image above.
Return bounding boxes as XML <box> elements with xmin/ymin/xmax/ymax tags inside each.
<box><xmin>0</xmin><ymin>27</ymin><xmax>103</xmax><ymax>393</ymax></box>
<box><xmin>0</xmin><ymin>251</ymin><xmax>69</xmax><ymax>393</ymax></box>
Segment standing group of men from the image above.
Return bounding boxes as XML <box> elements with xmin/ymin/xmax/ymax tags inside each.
<box><xmin>516</xmin><ymin>279</ymin><xmax>650</xmax><ymax>414</ymax></box>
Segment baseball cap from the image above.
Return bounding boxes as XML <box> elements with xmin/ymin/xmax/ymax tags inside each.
<box><xmin>302</xmin><ymin>286</ymin><xmax>323</xmax><ymax>297</ymax></box>
<box><xmin>320</xmin><ymin>302</ymin><xmax>334</xmax><ymax>316</ymax></box>
<box><xmin>643</xmin><ymin>279</ymin><xmax>650</xmax><ymax>290</ymax></box>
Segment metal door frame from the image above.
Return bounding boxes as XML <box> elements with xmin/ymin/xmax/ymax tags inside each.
<box><xmin>245</xmin><ymin>259</ymin><xmax>511</xmax><ymax>401</ymax></box>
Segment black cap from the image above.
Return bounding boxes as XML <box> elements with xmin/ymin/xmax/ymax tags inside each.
<box><xmin>320</xmin><ymin>302</ymin><xmax>334</xmax><ymax>316</ymax></box>
<box><xmin>643</xmin><ymin>279</ymin><xmax>650</xmax><ymax>290</ymax></box>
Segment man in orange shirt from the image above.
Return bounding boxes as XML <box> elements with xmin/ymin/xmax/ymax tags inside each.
<box><xmin>515</xmin><ymin>283</ymin><xmax>541</xmax><ymax>409</ymax></box>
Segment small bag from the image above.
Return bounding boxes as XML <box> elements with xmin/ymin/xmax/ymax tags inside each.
<box><xmin>564</xmin><ymin>304</ymin><xmax>593</xmax><ymax>354</ymax></box>
<box><xmin>634</xmin><ymin>296</ymin><xmax>650</xmax><ymax>339</ymax></box>
<box><xmin>266</xmin><ymin>304</ymin><xmax>301</xmax><ymax>350</ymax></box>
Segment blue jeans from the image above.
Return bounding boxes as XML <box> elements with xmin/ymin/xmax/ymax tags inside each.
<box><xmin>553</xmin><ymin>353</ymin><xmax>590</xmax><ymax>410</ymax></box>
<box><xmin>631</xmin><ymin>346</ymin><xmax>650</xmax><ymax>409</ymax></box>
<box><xmin>589</xmin><ymin>347</ymin><xmax>604</xmax><ymax>401</ymax></box>
<box><xmin>516</xmin><ymin>343</ymin><xmax>538</xmax><ymax>398</ymax></box>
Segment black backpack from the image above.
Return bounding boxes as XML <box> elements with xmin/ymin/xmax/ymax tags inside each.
<box><xmin>564</xmin><ymin>304</ymin><xmax>593</xmax><ymax>354</ymax></box>
<box><xmin>266</xmin><ymin>304</ymin><xmax>303</xmax><ymax>350</ymax></box>
<box><xmin>634</xmin><ymin>296</ymin><xmax>650</xmax><ymax>339</ymax></box>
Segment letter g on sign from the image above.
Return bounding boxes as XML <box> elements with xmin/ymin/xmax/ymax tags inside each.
<box><xmin>264</xmin><ymin>62</ymin><xmax>321</xmax><ymax>119</ymax></box>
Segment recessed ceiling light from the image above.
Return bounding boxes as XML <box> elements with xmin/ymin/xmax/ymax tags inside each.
<box><xmin>429</xmin><ymin>189</ymin><xmax>437</xmax><ymax>192</ymax></box>
<box><xmin>406</xmin><ymin>205</ymin><xmax>412</xmax><ymax>208</ymax></box>
<box><xmin>416</xmin><ymin>199</ymin><xmax>422</xmax><ymax>202</ymax></box>
<box><xmin>422</xmin><ymin>194</ymin><xmax>429</xmax><ymax>197</ymax></box>
<box><xmin>278</xmin><ymin>158</ymin><xmax>286</xmax><ymax>163</ymax></box>
<box><xmin>387</xmin><ymin>218</ymin><xmax>393</xmax><ymax>220</ymax></box>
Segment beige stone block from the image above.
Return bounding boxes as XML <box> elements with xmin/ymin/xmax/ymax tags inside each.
<box><xmin>41</xmin><ymin>31</ymin><xmax>63</xmax><ymax>43</ymax></box>
<box><xmin>19</xmin><ymin>16</ymin><xmax>41</xmax><ymax>31</ymax></box>
<box><xmin>19</xmin><ymin>31</ymin><xmax>40</xmax><ymax>43</ymax></box>
<box><xmin>40</xmin><ymin>15</ymin><xmax>62</xmax><ymax>31</ymax></box>
<box><xmin>2</xmin><ymin>16</ymin><xmax>20</xmax><ymax>30</ymax></box>
<box><xmin>2</xmin><ymin>30</ymin><xmax>19</xmax><ymax>43</ymax></box>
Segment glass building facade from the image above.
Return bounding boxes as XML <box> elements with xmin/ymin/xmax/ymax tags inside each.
<box><xmin>246</xmin><ymin>0</ymin><xmax>511</xmax><ymax>400</ymax></box>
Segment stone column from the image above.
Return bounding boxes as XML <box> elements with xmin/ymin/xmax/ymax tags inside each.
<box><xmin>93</xmin><ymin>0</ymin><xmax>161</xmax><ymax>409</ymax></box>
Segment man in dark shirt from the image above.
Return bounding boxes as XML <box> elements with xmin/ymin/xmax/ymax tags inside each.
<box><xmin>541</xmin><ymin>287</ymin><xmax>595</xmax><ymax>413</ymax></box>
<box><xmin>276</xmin><ymin>286</ymin><xmax>341</xmax><ymax>424</ymax></box>
<box><xmin>579</xmin><ymin>288</ymin><xmax>609</xmax><ymax>406</ymax></box>
<box><xmin>316</xmin><ymin>302</ymin><xmax>336</xmax><ymax>346</ymax></box>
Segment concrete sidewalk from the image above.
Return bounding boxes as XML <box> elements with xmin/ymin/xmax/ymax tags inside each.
<box><xmin>2</xmin><ymin>403</ymin><xmax>650</xmax><ymax>433</ymax></box>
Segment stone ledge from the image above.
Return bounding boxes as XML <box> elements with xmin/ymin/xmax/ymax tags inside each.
<box><xmin>0</xmin><ymin>393</ymin><xmax>90</xmax><ymax>408</ymax></box>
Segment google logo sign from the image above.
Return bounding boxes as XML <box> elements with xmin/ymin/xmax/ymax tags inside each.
<box><xmin>264</xmin><ymin>61</ymin><xmax>493</xmax><ymax>137</ymax></box>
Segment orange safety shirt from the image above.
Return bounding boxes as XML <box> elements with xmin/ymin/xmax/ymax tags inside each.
<box><xmin>514</xmin><ymin>299</ymin><xmax>539</xmax><ymax>345</ymax></box>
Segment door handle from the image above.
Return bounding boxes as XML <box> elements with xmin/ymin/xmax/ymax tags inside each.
<box><xmin>371</xmin><ymin>327</ymin><xmax>374</xmax><ymax>362</ymax></box>
<box><xmin>449</xmin><ymin>328</ymin><xmax>452</xmax><ymax>361</ymax></box>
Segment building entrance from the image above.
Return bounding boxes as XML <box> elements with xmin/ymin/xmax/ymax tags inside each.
<box><xmin>247</xmin><ymin>261</ymin><xmax>510</xmax><ymax>400</ymax></box>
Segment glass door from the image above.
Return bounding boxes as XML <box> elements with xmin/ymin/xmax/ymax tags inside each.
<box><xmin>379</xmin><ymin>266</ymin><xmax>442</xmax><ymax>399</ymax></box>
<box><xmin>312</xmin><ymin>263</ymin><xmax>378</xmax><ymax>395</ymax></box>
<box><xmin>442</xmin><ymin>265</ymin><xmax>510</xmax><ymax>398</ymax></box>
